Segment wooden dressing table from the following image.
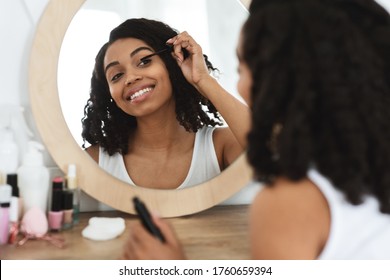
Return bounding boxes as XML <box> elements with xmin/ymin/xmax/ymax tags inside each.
<box><xmin>1</xmin><ymin>205</ymin><xmax>250</xmax><ymax>260</ymax></box>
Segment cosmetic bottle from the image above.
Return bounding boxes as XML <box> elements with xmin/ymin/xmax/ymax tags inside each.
<box><xmin>0</xmin><ymin>126</ymin><xmax>19</xmax><ymax>175</ymax></box>
<box><xmin>7</xmin><ymin>174</ymin><xmax>22</xmax><ymax>222</ymax></box>
<box><xmin>49</xmin><ymin>176</ymin><xmax>63</xmax><ymax>209</ymax></box>
<box><xmin>65</xmin><ymin>164</ymin><xmax>80</xmax><ymax>224</ymax></box>
<box><xmin>7</xmin><ymin>174</ymin><xmax>22</xmax><ymax>244</ymax></box>
<box><xmin>17</xmin><ymin>141</ymin><xmax>50</xmax><ymax>215</ymax></box>
<box><xmin>48</xmin><ymin>177</ymin><xmax>63</xmax><ymax>231</ymax></box>
<box><xmin>0</xmin><ymin>104</ymin><xmax>33</xmax><ymax>167</ymax></box>
<box><xmin>0</xmin><ymin>184</ymin><xmax>12</xmax><ymax>245</ymax></box>
<box><xmin>62</xmin><ymin>191</ymin><xmax>73</xmax><ymax>230</ymax></box>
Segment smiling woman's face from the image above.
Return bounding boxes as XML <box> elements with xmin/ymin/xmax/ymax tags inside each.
<box><xmin>104</xmin><ymin>37</ymin><xmax>173</xmax><ymax>117</ymax></box>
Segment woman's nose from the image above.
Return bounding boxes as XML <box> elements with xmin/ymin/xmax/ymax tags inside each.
<box><xmin>125</xmin><ymin>73</ymin><xmax>142</xmax><ymax>85</ymax></box>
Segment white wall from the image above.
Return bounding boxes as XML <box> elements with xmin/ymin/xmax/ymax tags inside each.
<box><xmin>0</xmin><ymin>0</ymin><xmax>53</xmax><ymax>164</ymax></box>
<box><xmin>376</xmin><ymin>0</ymin><xmax>390</xmax><ymax>11</ymax></box>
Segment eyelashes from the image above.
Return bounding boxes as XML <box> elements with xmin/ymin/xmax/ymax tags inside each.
<box><xmin>109</xmin><ymin>58</ymin><xmax>152</xmax><ymax>82</ymax></box>
<box><xmin>110</xmin><ymin>73</ymin><xmax>123</xmax><ymax>82</ymax></box>
<box><xmin>139</xmin><ymin>44</ymin><xmax>173</xmax><ymax>64</ymax></box>
<box><xmin>138</xmin><ymin>57</ymin><xmax>152</xmax><ymax>67</ymax></box>
<box><xmin>108</xmin><ymin>45</ymin><xmax>173</xmax><ymax>83</ymax></box>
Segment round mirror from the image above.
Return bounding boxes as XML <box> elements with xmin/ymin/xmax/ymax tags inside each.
<box><xmin>29</xmin><ymin>0</ymin><xmax>253</xmax><ymax>217</ymax></box>
<box><xmin>58</xmin><ymin>0</ymin><xmax>248</xmax><ymax>150</ymax></box>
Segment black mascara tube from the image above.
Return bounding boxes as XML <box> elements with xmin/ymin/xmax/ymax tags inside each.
<box><xmin>133</xmin><ymin>197</ymin><xmax>165</xmax><ymax>243</ymax></box>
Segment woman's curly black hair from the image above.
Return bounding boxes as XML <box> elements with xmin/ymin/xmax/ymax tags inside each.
<box><xmin>81</xmin><ymin>18</ymin><xmax>222</xmax><ymax>155</ymax></box>
<box><xmin>244</xmin><ymin>0</ymin><xmax>390</xmax><ymax>212</ymax></box>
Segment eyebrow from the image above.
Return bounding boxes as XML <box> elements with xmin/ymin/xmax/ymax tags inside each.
<box><xmin>104</xmin><ymin>46</ymin><xmax>154</xmax><ymax>74</ymax></box>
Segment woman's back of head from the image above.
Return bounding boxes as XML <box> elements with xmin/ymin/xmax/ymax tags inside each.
<box><xmin>243</xmin><ymin>0</ymin><xmax>390</xmax><ymax>212</ymax></box>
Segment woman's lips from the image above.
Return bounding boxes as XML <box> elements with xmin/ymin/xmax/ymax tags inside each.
<box><xmin>125</xmin><ymin>86</ymin><xmax>154</xmax><ymax>102</ymax></box>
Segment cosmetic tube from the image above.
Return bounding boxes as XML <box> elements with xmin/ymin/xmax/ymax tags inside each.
<box><xmin>48</xmin><ymin>177</ymin><xmax>63</xmax><ymax>231</ymax></box>
<box><xmin>66</xmin><ymin>164</ymin><xmax>80</xmax><ymax>225</ymax></box>
<box><xmin>62</xmin><ymin>191</ymin><xmax>73</xmax><ymax>230</ymax></box>
<box><xmin>0</xmin><ymin>184</ymin><xmax>12</xmax><ymax>245</ymax></box>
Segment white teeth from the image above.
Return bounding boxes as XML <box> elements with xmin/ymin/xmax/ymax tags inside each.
<box><xmin>129</xmin><ymin>87</ymin><xmax>152</xmax><ymax>101</ymax></box>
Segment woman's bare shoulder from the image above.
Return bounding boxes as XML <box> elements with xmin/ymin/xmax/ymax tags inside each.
<box><xmin>249</xmin><ymin>177</ymin><xmax>330</xmax><ymax>259</ymax></box>
<box><xmin>85</xmin><ymin>144</ymin><xmax>99</xmax><ymax>163</ymax></box>
<box><xmin>212</xmin><ymin>126</ymin><xmax>243</xmax><ymax>169</ymax></box>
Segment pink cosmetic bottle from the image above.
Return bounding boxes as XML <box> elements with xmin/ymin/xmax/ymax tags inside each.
<box><xmin>0</xmin><ymin>184</ymin><xmax>12</xmax><ymax>245</ymax></box>
<box><xmin>48</xmin><ymin>177</ymin><xmax>63</xmax><ymax>231</ymax></box>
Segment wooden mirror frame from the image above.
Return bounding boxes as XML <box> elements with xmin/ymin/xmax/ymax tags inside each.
<box><xmin>29</xmin><ymin>0</ymin><xmax>253</xmax><ymax>217</ymax></box>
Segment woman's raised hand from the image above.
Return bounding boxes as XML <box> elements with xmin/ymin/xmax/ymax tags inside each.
<box><xmin>166</xmin><ymin>32</ymin><xmax>213</xmax><ymax>92</ymax></box>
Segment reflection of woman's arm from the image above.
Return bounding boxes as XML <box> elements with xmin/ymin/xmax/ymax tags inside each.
<box><xmin>167</xmin><ymin>32</ymin><xmax>250</xmax><ymax>149</ymax></box>
<box><xmin>197</xmin><ymin>76</ymin><xmax>250</xmax><ymax>148</ymax></box>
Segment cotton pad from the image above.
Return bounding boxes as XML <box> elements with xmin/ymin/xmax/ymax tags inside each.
<box><xmin>82</xmin><ymin>217</ymin><xmax>126</xmax><ymax>241</ymax></box>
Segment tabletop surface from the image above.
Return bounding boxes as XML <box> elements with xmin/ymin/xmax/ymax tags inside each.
<box><xmin>1</xmin><ymin>205</ymin><xmax>250</xmax><ymax>260</ymax></box>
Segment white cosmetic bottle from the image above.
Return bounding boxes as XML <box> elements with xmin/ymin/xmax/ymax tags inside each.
<box><xmin>0</xmin><ymin>126</ymin><xmax>19</xmax><ymax>175</ymax></box>
<box><xmin>17</xmin><ymin>141</ymin><xmax>50</xmax><ymax>215</ymax></box>
<box><xmin>65</xmin><ymin>164</ymin><xmax>80</xmax><ymax>224</ymax></box>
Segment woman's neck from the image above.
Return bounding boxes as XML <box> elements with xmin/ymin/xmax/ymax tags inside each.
<box><xmin>131</xmin><ymin>110</ymin><xmax>193</xmax><ymax>151</ymax></box>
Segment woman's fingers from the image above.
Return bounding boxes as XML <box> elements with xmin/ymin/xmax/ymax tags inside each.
<box><xmin>122</xmin><ymin>218</ymin><xmax>186</xmax><ymax>260</ymax></box>
<box><xmin>166</xmin><ymin>31</ymin><xmax>201</xmax><ymax>63</ymax></box>
<box><xmin>151</xmin><ymin>214</ymin><xmax>180</xmax><ymax>246</ymax></box>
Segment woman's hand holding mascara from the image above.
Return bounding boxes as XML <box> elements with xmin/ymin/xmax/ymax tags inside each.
<box><xmin>122</xmin><ymin>214</ymin><xmax>186</xmax><ymax>260</ymax></box>
<box><xmin>167</xmin><ymin>31</ymin><xmax>250</xmax><ymax>150</ymax></box>
<box><xmin>166</xmin><ymin>32</ymin><xmax>214</xmax><ymax>94</ymax></box>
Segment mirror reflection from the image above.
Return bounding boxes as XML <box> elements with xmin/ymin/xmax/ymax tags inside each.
<box><xmin>58</xmin><ymin>0</ymin><xmax>249</xmax><ymax>189</ymax></box>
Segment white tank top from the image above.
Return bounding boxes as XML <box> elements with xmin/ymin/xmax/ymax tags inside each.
<box><xmin>98</xmin><ymin>126</ymin><xmax>221</xmax><ymax>189</ymax></box>
<box><xmin>308</xmin><ymin>169</ymin><xmax>390</xmax><ymax>259</ymax></box>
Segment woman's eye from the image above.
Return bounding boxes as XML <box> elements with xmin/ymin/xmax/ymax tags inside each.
<box><xmin>138</xmin><ymin>58</ymin><xmax>152</xmax><ymax>67</ymax></box>
<box><xmin>111</xmin><ymin>73</ymin><xmax>123</xmax><ymax>82</ymax></box>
